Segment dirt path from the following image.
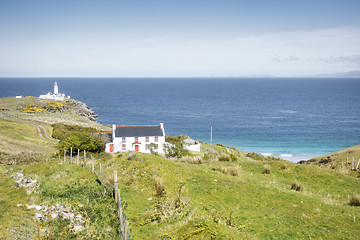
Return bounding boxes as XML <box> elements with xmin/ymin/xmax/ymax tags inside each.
<box><xmin>0</xmin><ymin>113</ymin><xmax>55</xmax><ymax>141</ymax></box>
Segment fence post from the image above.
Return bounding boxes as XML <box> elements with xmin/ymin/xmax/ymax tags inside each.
<box><xmin>83</xmin><ymin>150</ymin><xmax>86</xmax><ymax>167</ymax></box>
<box><xmin>77</xmin><ymin>149</ymin><xmax>80</xmax><ymax>165</ymax></box>
<box><xmin>99</xmin><ymin>163</ymin><xmax>102</xmax><ymax>181</ymax></box>
<box><xmin>114</xmin><ymin>170</ymin><xmax>118</xmax><ymax>203</ymax></box>
<box><xmin>92</xmin><ymin>157</ymin><xmax>95</xmax><ymax>173</ymax></box>
<box><xmin>70</xmin><ymin>147</ymin><xmax>72</xmax><ymax>165</ymax></box>
<box><xmin>124</xmin><ymin>220</ymin><xmax>129</xmax><ymax>240</ymax></box>
<box><xmin>356</xmin><ymin>159</ymin><xmax>360</xmax><ymax>170</ymax></box>
<box><xmin>352</xmin><ymin>157</ymin><xmax>355</xmax><ymax>170</ymax></box>
<box><xmin>119</xmin><ymin>207</ymin><xmax>124</xmax><ymax>239</ymax></box>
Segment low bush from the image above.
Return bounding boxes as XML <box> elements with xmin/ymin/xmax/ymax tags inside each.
<box><xmin>349</xmin><ymin>195</ymin><xmax>360</xmax><ymax>206</ymax></box>
<box><xmin>154</xmin><ymin>177</ymin><xmax>166</xmax><ymax>197</ymax></box>
<box><xmin>218</xmin><ymin>155</ymin><xmax>231</xmax><ymax>162</ymax></box>
<box><xmin>291</xmin><ymin>181</ymin><xmax>303</xmax><ymax>191</ymax></box>
<box><xmin>0</xmin><ymin>151</ymin><xmax>45</xmax><ymax>164</ymax></box>
<box><xmin>177</xmin><ymin>156</ymin><xmax>202</xmax><ymax>164</ymax></box>
<box><xmin>280</xmin><ymin>164</ymin><xmax>288</xmax><ymax>170</ymax></box>
<box><xmin>263</xmin><ymin>165</ymin><xmax>271</xmax><ymax>174</ymax></box>
<box><xmin>211</xmin><ymin>166</ymin><xmax>228</xmax><ymax>174</ymax></box>
<box><xmin>229</xmin><ymin>165</ymin><xmax>241</xmax><ymax>176</ymax></box>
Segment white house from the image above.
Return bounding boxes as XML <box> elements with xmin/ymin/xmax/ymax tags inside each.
<box><xmin>39</xmin><ymin>82</ymin><xmax>70</xmax><ymax>101</ymax></box>
<box><xmin>105</xmin><ymin>123</ymin><xmax>166</xmax><ymax>154</ymax></box>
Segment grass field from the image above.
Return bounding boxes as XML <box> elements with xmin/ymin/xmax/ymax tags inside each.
<box><xmin>1</xmin><ymin>96</ymin><xmax>359</xmax><ymax>239</ymax></box>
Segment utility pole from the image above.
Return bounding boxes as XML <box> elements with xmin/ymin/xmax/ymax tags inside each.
<box><xmin>210</xmin><ymin>126</ymin><xmax>213</xmax><ymax>151</ymax></box>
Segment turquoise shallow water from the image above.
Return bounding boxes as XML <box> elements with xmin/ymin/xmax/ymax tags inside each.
<box><xmin>1</xmin><ymin>77</ymin><xmax>360</xmax><ymax>162</ymax></box>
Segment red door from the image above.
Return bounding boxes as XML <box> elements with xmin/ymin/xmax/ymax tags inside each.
<box><xmin>135</xmin><ymin>145</ymin><xmax>139</xmax><ymax>152</ymax></box>
<box><xmin>110</xmin><ymin>144</ymin><xmax>114</xmax><ymax>152</ymax></box>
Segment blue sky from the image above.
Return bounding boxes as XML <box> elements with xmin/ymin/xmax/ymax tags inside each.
<box><xmin>0</xmin><ymin>0</ymin><xmax>359</xmax><ymax>77</ymax></box>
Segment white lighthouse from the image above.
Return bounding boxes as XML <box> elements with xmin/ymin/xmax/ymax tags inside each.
<box><xmin>54</xmin><ymin>82</ymin><xmax>59</xmax><ymax>95</ymax></box>
<box><xmin>39</xmin><ymin>82</ymin><xmax>69</xmax><ymax>101</ymax></box>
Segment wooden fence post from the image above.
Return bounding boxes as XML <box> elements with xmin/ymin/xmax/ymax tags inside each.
<box><xmin>99</xmin><ymin>163</ymin><xmax>102</xmax><ymax>181</ymax></box>
<box><xmin>352</xmin><ymin>157</ymin><xmax>355</xmax><ymax>170</ymax></box>
<box><xmin>92</xmin><ymin>157</ymin><xmax>95</xmax><ymax>173</ymax></box>
<box><xmin>70</xmin><ymin>147</ymin><xmax>72</xmax><ymax>165</ymax></box>
<box><xmin>114</xmin><ymin>170</ymin><xmax>118</xmax><ymax>203</ymax></box>
<box><xmin>124</xmin><ymin>220</ymin><xmax>129</xmax><ymax>240</ymax></box>
<box><xmin>119</xmin><ymin>207</ymin><xmax>124</xmax><ymax>238</ymax></box>
<box><xmin>356</xmin><ymin>159</ymin><xmax>360</xmax><ymax>170</ymax></box>
<box><xmin>77</xmin><ymin>149</ymin><xmax>80</xmax><ymax>165</ymax></box>
<box><xmin>83</xmin><ymin>150</ymin><xmax>86</xmax><ymax>167</ymax></box>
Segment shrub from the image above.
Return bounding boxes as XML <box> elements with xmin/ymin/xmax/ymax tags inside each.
<box><xmin>203</xmin><ymin>151</ymin><xmax>219</xmax><ymax>161</ymax></box>
<box><xmin>60</xmin><ymin>132</ymin><xmax>103</xmax><ymax>154</ymax></box>
<box><xmin>211</xmin><ymin>166</ymin><xmax>228</xmax><ymax>174</ymax></box>
<box><xmin>230</xmin><ymin>154</ymin><xmax>238</xmax><ymax>162</ymax></box>
<box><xmin>280</xmin><ymin>164</ymin><xmax>288</xmax><ymax>170</ymax></box>
<box><xmin>127</xmin><ymin>152</ymin><xmax>136</xmax><ymax>160</ymax></box>
<box><xmin>229</xmin><ymin>165</ymin><xmax>241</xmax><ymax>176</ymax></box>
<box><xmin>164</xmin><ymin>142</ymin><xmax>185</xmax><ymax>158</ymax></box>
<box><xmin>178</xmin><ymin>156</ymin><xmax>202</xmax><ymax>164</ymax></box>
<box><xmin>21</xmin><ymin>104</ymin><xmax>46</xmax><ymax>113</ymax></box>
<box><xmin>349</xmin><ymin>195</ymin><xmax>360</xmax><ymax>206</ymax></box>
<box><xmin>154</xmin><ymin>177</ymin><xmax>166</xmax><ymax>197</ymax></box>
<box><xmin>263</xmin><ymin>165</ymin><xmax>271</xmax><ymax>174</ymax></box>
<box><xmin>218</xmin><ymin>155</ymin><xmax>231</xmax><ymax>162</ymax></box>
<box><xmin>291</xmin><ymin>181</ymin><xmax>303</xmax><ymax>191</ymax></box>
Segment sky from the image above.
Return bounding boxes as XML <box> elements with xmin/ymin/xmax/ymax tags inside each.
<box><xmin>0</xmin><ymin>0</ymin><xmax>360</xmax><ymax>77</ymax></box>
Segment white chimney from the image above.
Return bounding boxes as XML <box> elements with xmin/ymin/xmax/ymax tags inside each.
<box><xmin>160</xmin><ymin>122</ymin><xmax>165</xmax><ymax>136</ymax></box>
<box><xmin>112</xmin><ymin>123</ymin><xmax>116</xmax><ymax>140</ymax></box>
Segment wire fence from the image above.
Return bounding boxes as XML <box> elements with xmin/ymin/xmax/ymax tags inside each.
<box><xmin>63</xmin><ymin>148</ymin><xmax>130</xmax><ymax>240</ymax></box>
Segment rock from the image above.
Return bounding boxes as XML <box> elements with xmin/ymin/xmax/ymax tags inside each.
<box><xmin>51</xmin><ymin>212</ymin><xmax>58</xmax><ymax>219</ymax></box>
<box><xmin>17</xmin><ymin>204</ymin><xmax>22</xmax><ymax>207</ymax></box>
<box><xmin>69</xmin><ymin>213</ymin><xmax>75</xmax><ymax>220</ymax></box>
<box><xmin>73</xmin><ymin>225</ymin><xmax>84</xmax><ymax>232</ymax></box>
<box><xmin>35</xmin><ymin>205</ymin><xmax>42</xmax><ymax>210</ymax></box>
<box><xmin>27</xmin><ymin>204</ymin><xmax>36</xmax><ymax>209</ymax></box>
<box><xmin>62</xmin><ymin>212</ymin><xmax>69</xmax><ymax>219</ymax></box>
<box><xmin>34</xmin><ymin>212</ymin><xmax>42</xmax><ymax>220</ymax></box>
<box><xmin>11</xmin><ymin>173</ymin><xmax>24</xmax><ymax>179</ymax></box>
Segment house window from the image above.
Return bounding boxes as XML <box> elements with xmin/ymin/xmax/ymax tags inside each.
<box><xmin>145</xmin><ymin>137</ymin><xmax>149</xmax><ymax>142</ymax></box>
<box><xmin>122</xmin><ymin>144</ymin><xmax>126</xmax><ymax>150</ymax></box>
<box><xmin>122</xmin><ymin>137</ymin><xmax>126</xmax><ymax>143</ymax></box>
<box><xmin>135</xmin><ymin>137</ymin><xmax>138</xmax><ymax>142</ymax></box>
<box><xmin>145</xmin><ymin>144</ymin><xmax>149</xmax><ymax>150</ymax></box>
<box><xmin>155</xmin><ymin>136</ymin><xmax>158</xmax><ymax>142</ymax></box>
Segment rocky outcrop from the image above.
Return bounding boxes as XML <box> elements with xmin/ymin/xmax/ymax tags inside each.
<box><xmin>11</xmin><ymin>172</ymin><xmax>38</xmax><ymax>194</ymax></box>
<box><xmin>22</xmin><ymin>203</ymin><xmax>87</xmax><ymax>234</ymax></box>
<box><xmin>66</xmin><ymin>99</ymin><xmax>98</xmax><ymax>121</ymax></box>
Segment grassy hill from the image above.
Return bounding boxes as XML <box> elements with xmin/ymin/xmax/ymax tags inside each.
<box><xmin>0</xmin><ymin>97</ymin><xmax>359</xmax><ymax>239</ymax></box>
<box><xmin>300</xmin><ymin>145</ymin><xmax>360</xmax><ymax>176</ymax></box>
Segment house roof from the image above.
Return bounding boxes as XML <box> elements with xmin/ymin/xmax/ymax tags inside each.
<box><xmin>115</xmin><ymin>125</ymin><xmax>164</xmax><ymax>137</ymax></box>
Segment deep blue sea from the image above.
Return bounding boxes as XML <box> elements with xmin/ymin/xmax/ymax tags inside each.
<box><xmin>1</xmin><ymin>78</ymin><xmax>360</xmax><ymax>162</ymax></box>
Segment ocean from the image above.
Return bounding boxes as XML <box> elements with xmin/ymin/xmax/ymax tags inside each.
<box><xmin>1</xmin><ymin>77</ymin><xmax>360</xmax><ymax>162</ymax></box>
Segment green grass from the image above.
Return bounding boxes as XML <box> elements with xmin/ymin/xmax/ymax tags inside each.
<box><xmin>303</xmin><ymin>144</ymin><xmax>360</xmax><ymax>177</ymax></box>
<box><xmin>0</xmin><ymin>160</ymin><xmax>119</xmax><ymax>239</ymax></box>
<box><xmin>0</xmin><ymin>117</ymin><xmax>57</xmax><ymax>155</ymax></box>
<box><xmin>96</xmin><ymin>151</ymin><xmax>360</xmax><ymax>239</ymax></box>
<box><xmin>1</xmin><ymin>96</ymin><xmax>360</xmax><ymax>239</ymax></box>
